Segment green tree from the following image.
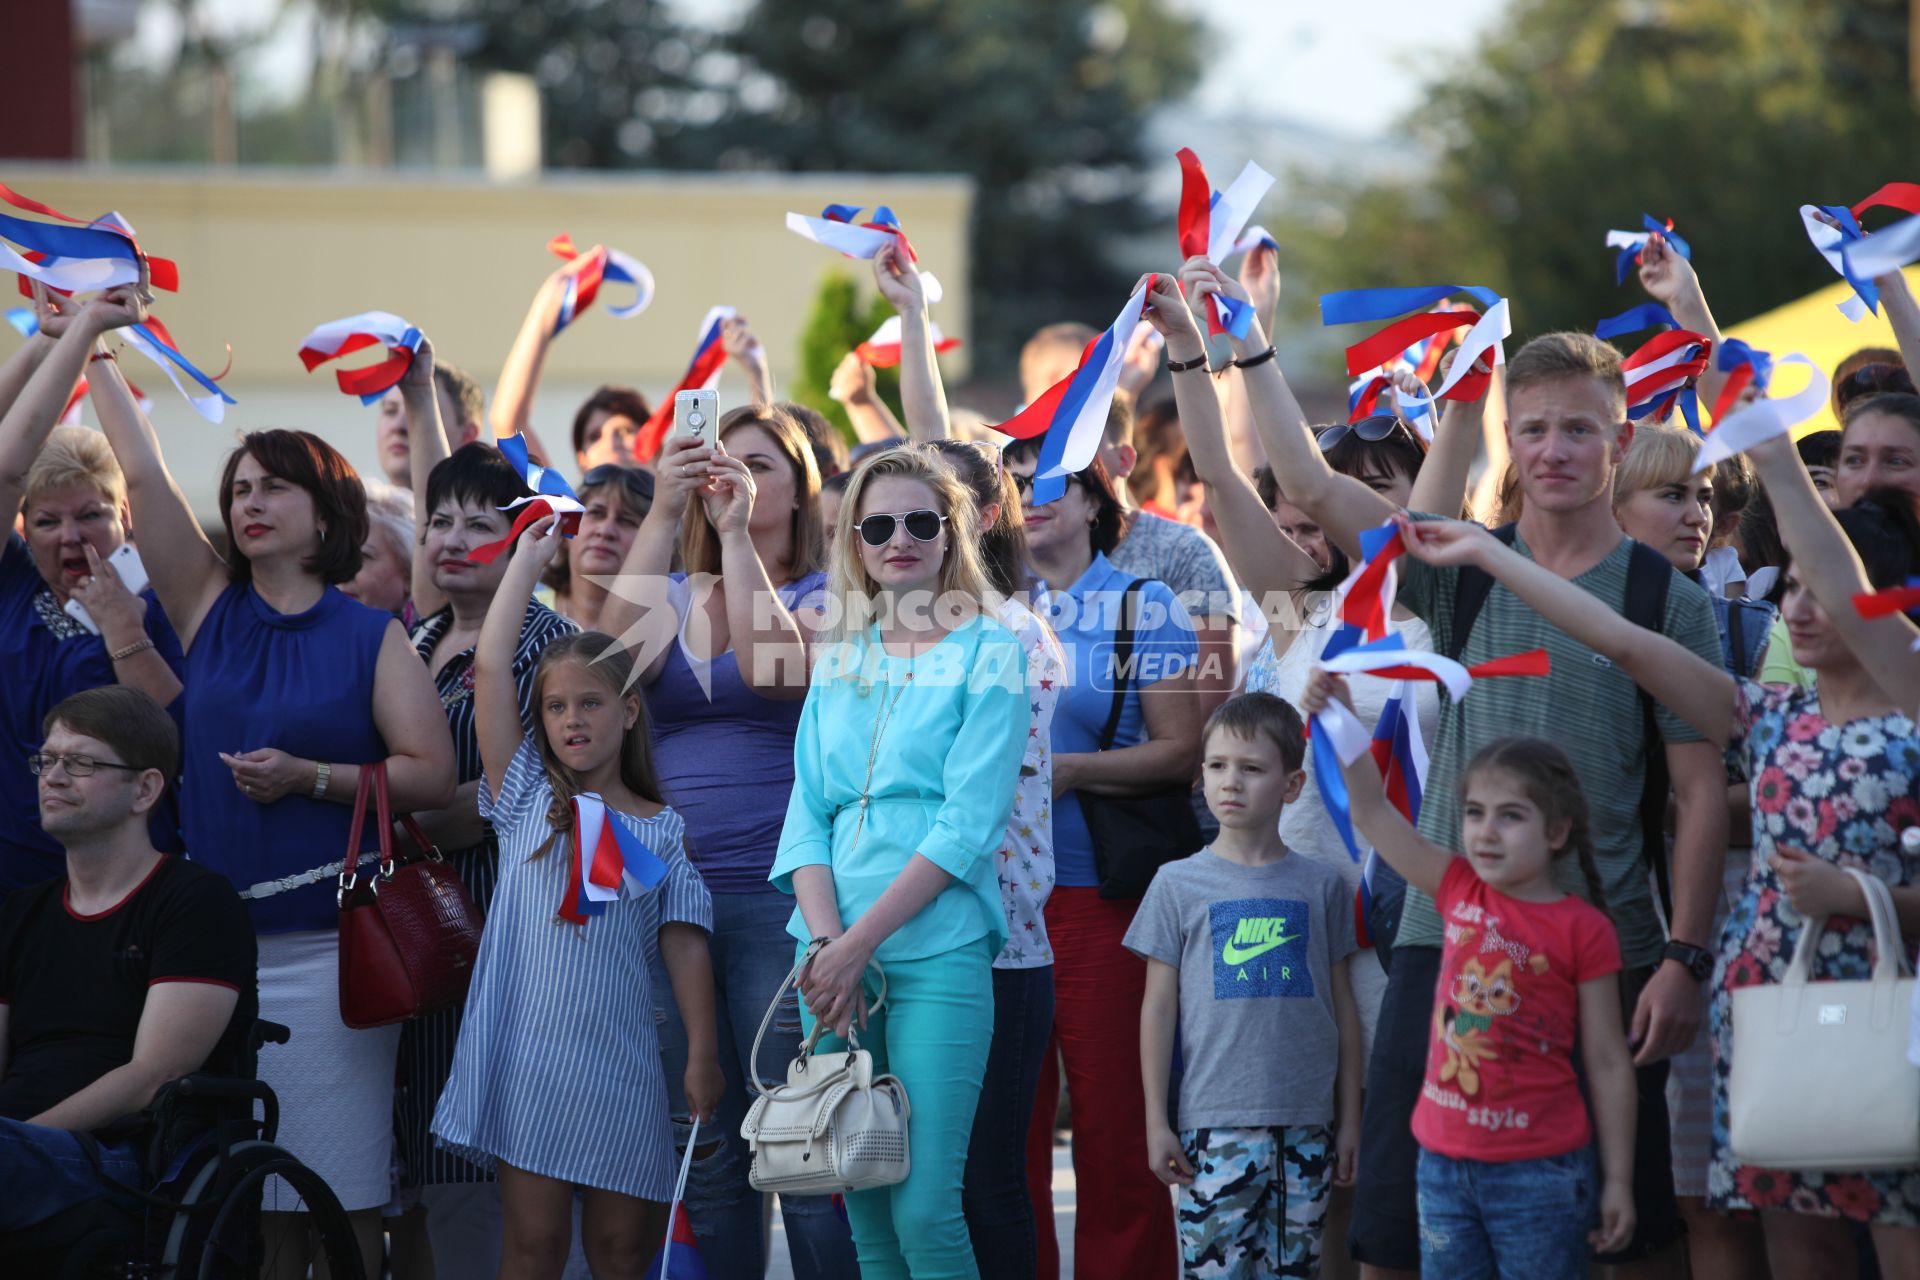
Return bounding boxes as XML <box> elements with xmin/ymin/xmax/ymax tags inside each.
<box><xmin>656</xmin><ymin>0</ymin><xmax>1203</xmax><ymax>366</ymax></box>
<box><xmin>1283</xmin><ymin>0</ymin><xmax>1920</xmax><ymax>343</ymax></box>
<box><xmin>793</xmin><ymin>272</ymin><xmax>904</xmax><ymax>439</ymax></box>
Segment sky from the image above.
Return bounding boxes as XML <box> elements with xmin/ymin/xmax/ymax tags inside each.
<box><xmin>129</xmin><ymin>0</ymin><xmax>1514</xmax><ymax>142</ymax></box>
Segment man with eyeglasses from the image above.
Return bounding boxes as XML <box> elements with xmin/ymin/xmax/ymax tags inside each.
<box><xmin>0</xmin><ymin>686</ymin><xmax>254</xmax><ymax>1232</ymax></box>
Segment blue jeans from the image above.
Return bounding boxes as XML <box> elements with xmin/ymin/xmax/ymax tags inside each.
<box><xmin>803</xmin><ymin>938</ymin><xmax>996</xmax><ymax>1280</ymax></box>
<box><xmin>0</xmin><ymin>1118</ymin><xmax>142</xmax><ymax>1230</ymax></box>
<box><xmin>961</xmin><ymin>964</ymin><xmax>1054</xmax><ymax>1280</ymax></box>
<box><xmin>1416</xmin><ymin>1146</ymin><xmax>1597</xmax><ymax>1280</ymax></box>
<box><xmin>651</xmin><ymin>888</ymin><xmax>859</xmax><ymax>1280</ymax></box>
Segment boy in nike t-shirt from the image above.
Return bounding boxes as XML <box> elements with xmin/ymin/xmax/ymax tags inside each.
<box><xmin>1126</xmin><ymin>692</ymin><xmax>1361</xmax><ymax>1280</ymax></box>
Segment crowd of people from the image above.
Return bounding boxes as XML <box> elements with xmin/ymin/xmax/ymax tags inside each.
<box><xmin>0</xmin><ymin>189</ymin><xmax>1914</xmax><ymax>1280</ymax></box>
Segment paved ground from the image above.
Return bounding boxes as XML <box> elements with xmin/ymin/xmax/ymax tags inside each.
<box><xmin>766</xmin><ymin>1143</ymin><xmax>1076</xmax><ymax>1279</ymax></box>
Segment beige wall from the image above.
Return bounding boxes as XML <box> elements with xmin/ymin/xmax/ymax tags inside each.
<box><xmin>3</xmin><ymin>165</ymin><xmax>973</xmax><ymax>516</ymax></box>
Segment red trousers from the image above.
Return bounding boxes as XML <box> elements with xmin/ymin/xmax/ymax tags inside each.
<box><xmin>1024</xmin><ymin>887</ymin><xmax>1177</xmax><ymax>1280</ymax></box>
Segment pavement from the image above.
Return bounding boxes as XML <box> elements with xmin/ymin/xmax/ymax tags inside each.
<box><xmin>766</xmin><ymin>1142</ymin><xmax>1075</xmax><ymax>1279</ymax></box>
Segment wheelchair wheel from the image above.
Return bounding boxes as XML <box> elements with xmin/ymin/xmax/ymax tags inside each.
<box><xmin>161</xmin><ymin>1140</ymin><xmax>364</xmax><ymax>1280</ymax></box>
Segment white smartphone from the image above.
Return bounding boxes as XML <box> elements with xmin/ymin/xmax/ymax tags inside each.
<box><xmin>64</xmin><ymin>543</ymin><xmax>149</xmax><ymax>636</ymax></box>
<box><xmin>669</xmin><ymin>389</ymin><xmax>719</xmax><ymax>448</ymax></box>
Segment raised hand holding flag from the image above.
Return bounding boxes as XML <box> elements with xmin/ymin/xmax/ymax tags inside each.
<box><xmin>297</xmin><ymin>312</ymin><xmax>424</xmax><ymax>405</ymax></box>
<box><xmin>633</xmin><ymin>307</ymin><xmax>736</xmax><ymax>464</ymax></box>
<box><xmin>786</xmin><ymin>204</ymin><xmax>945</xmax><ymax>304</ymax></box>
<box><xmin>1174</xmin><ymin>148</ymin><xmax>1274</xmax><ymax>338</ymax></box>
<box><xmin>1800</xmin><ymin>182</ymin><xmax>1920</xmax><ymax>320</ymax></box>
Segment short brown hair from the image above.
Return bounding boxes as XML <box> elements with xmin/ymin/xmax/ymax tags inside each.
<box><xmin>570</xmin><ymin>386</ymin><xmax>652</xmax><ymax>456</ymax></box>
<box><xmin>433</xmin><ymin>361</ymin><xmax>484</xmax><ymax>430</ymax></box>
<box><xmin>218</xmin><ymin>430</ymin><xmax>370</xmax><ymax>586</ymax></box>
<box><xmin>1203</xmin><ymin>692</ymin><xmax>1305</xmax><ymax>773</ymax></box>
<box><xmin>1104</xmin><ymin>388</ymin><xmax>1136</xmax><ymax>449</ymax></box>
<box><xmin>1506</xmin><ymin>332</ymin><xmax>1627</xmax><ymax>422</ymax></box>
<box><xmin>44</xmin><ymin>686</ymin><xmax>179</xmax><ymax>783</ymax></box>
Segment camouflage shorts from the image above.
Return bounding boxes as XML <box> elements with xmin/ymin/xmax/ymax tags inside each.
<box><xmin>1178</xmin><ymin>1125</ymin><xmax>1333</xmax><ymax>1280</ymax></box>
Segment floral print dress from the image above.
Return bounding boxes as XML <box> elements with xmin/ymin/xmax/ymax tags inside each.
<box><xmin>1707</xmin><ymin>680</ymin><xmax>1920</xmax><ymax>1222</ymax></box>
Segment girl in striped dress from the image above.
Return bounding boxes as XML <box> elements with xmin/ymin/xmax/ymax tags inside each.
<box><xmin>432</xmin><ymin>514</ymin><xmax>722</xmax><ymax>1279</ymax></box>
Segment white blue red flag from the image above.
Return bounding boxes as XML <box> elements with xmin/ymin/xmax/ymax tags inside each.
<box><xmin>995</xmin><ymin>281</ymin><xmax>1150</xmax><ymax>505</ymax></box>
<box><xmin>1605</xmin><ymin>215</ymin><xmax>1690</xmax><ymax>285</ymax></box>
<box><xmin>856</xmin><ymin>314</ymin><xmax>961</xmax><ymax>368</ymax></box>
<box><xmin>1321</xmin><ymin>284</ymin><xmax>1507</xmax><ymax>413</ymax></box>
<box><xmin>785</xmin><ymin>205</ymin><xmax>944</xmax><ymax>303</ymax></box>
<box><xmin>1801</xmin><ymin>182</ymin><xmax>1920</xmax><ymax>320</ymax></box>
<box><xmin>1175</xmin><ymin>149</ymin><xmax>1273</xmax><ymax>338</ymax></box>
<box><xmin>548</xmin><ymin>234</ymin><xmax>655</xmax><ymax>334</ymax></box>
<box><xmin>560</xmin><ymin>793</ymin><xmax>671</xmax><ymax>926</ymax></box>
<box><xmin>297</xmin><ymin>312</ymin><xmax>423</xmax><ymax>405</ymax></box>
<box><xmin>635</xmin><ymin>306</ymin><xmax>735</xmax><ymax>463</ymax></box>
<box><xmin>1692</xmin><ymin>354</ymin><xmax>1830</xmax><ymax>474</ymax></box>
<box><xmin>466</xmin><ymin>433</ymin><xmax>584</xmax><ymax>566</ymax></box>
<box><xmin>1595</xmin><ymin>304</ymin><xmax>1710</xmax><ymax>430</ymax></box>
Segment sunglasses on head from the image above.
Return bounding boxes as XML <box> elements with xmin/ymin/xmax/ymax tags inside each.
<box><xmin>1315</xmin><ymin>415</ymin><xmax>1412</xmax><ymax>452</ymax></box>
<box><xmin>1840</xmin><ymin>363</ymin><xmax>1918</xmax><ymax>404</ymax></box>
<box><xmin>857</xmin><ymin>509</ymin><xmax>948</xmax><ymax>547</ymax></box>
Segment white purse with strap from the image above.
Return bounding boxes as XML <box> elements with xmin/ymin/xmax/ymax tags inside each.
<box><xmin>740</xmin><ymin>946</ymin><xmax>911</xmax><ymax>1194</ymax></box>
<box><xmin>1729</xmin><ymin>867</ymin><xmax>1920</xmax><ymax>1171</ymax></box>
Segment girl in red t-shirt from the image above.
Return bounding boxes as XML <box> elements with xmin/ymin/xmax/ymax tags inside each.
<box><xmin>1304</xmin><ymin>669</ymin><xmax>1638</xmax><ymax>1279</ymax></box>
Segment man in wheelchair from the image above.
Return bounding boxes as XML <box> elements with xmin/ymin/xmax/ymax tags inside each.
<box><xmin>0</xmin><ymin>686</ymin><xmax>256</xmax><ymax>1233</ymax></box>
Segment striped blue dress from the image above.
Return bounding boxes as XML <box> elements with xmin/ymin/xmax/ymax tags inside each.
<box><xmin>430</xmin><ymin>737</ymin><xmax>712</xmax><ymax>1199</ymax></box>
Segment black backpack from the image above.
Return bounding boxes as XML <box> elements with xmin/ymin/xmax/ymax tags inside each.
<box><xmin>1445</xmin><ymin>525</ymin><xmax>1677</xmax><ymax>919</ymax></box>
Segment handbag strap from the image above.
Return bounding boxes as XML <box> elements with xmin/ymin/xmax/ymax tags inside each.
<box><xmin>747</xmin><ymin>943</ymin><xmax>888</xmax><ymax>1098</ymax></box>
<box><xmin>338</xmin><ymin>763</ymin><xmax>396</xmax><ymax>890</ymax></box>
<box><xmin>1781</xmin><ymin>866</ymin><xmax>1911</xmax><ymax>984</ymax></box>
<box><xmin>1096</xmin><ymin>579</ymin><xmax>1149</xmax><ymax>753</ymax></box>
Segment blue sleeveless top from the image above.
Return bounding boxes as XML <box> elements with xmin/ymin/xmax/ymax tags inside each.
<box><xmin>181</xmin><ymin>583</ymin><xmax>391</xmax><ymax>933</ymax></box>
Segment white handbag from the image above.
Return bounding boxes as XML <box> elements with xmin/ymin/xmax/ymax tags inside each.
<box><xmin>740</xmin><ymin>946</ymin><xmax>911</xmax><ymax>1194</ymax></box>
<box><xmin>1729</xmin><ymin>867</ymin><xmax>1920</xmax><ymax>1171</ymax></box>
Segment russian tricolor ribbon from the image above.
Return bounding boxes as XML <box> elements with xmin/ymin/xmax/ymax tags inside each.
<box><xmin>1692</xmin><ymin>353</ymin><xmax>1829</xmax><ymax>474</ymax></box>
<box><xmin>1801</xmin><ymin>182</ymin><xmax>1920</xmax><ymax>320</ymax></box>
<box><xmin>558</xmin><ymin>793</ymin><xmax>671</xmax><ymax>926</ymax></box>
<box><xmin>1839</xmin><ymin>206</ymin><xmax>1920</xmax><ymax>285</ymax></box>
<box><xmin>1174</xmin><ymin>149</ymin><xmax>1274</xmax><ymax>338</ymax></box>
<box><xmin>1854</xmin><ymin>578</ymin><xmax>1920</xmax><ymax>618</ymax></box>
<box><xmin>1711</xmin><ymin>339</ymin><xmax>1773</xmax><ymax>421</ymax></box>
<box><xmin>856</xmin><ymin>314</ymin><xmax>960</xmax><ymax>368</ymax></box>
<box><xmin>1605</xmin><ymin>215</ymin><xmax>1689</xmax><ymax>285</ymax></box>
<box><xmin>1622</xmin><ymin>330</ymin><xmax>1711</xmax><ymax>427</ymax></box>
<box><xmin>0</xmin><ymin>188</ymin><xmax>180</xmax><ymax>295</ymax></box>
<box><xmin>785</xmin><ymin>205</ymin><xmax>945</xmax><ymax>304</ymax></box>
<box><xmin>1347</xmin><ymin>374</ymin><xmax>1391</xmax><ymax>422</ymax></box>
<box><xmin>995</xmin><ymin>279</ymin><xmax>1150</xmax><ymax>505</ymax></box>
<box><xmin>297</xmin><ymin>312</ymin><xmax>423</xmax><ymax>405</ymax></box>
<box><xmin>548</xmin><ymin>234</ymin><xmax>656</xmax><ymax>334</ymax></box>
<box><xmin>1226</xmin><ymin>226</ymin><xmax>1278</xmax><ymax>258</ymax></box>
<box><xmin>634</xmin><ymin>306</ymin><xmax>735</xmax><ymax>464</ymax></box>
<box><xmin>467</xmin><ymin>433</ymin><xmax>584</xmax><ymax>565</ymax></box>
<box><xmin>5</xmin><ymin>306</ymin><xmax>154</xmax><ymax>423</ymax></box>
<box><xmin>121</xmin><ymin>315</ymin><xmax>235</xmax><ymax>423</ymax></box>
<box><xmin>1320</xmin><ymin>284</ymin><xmax>1509</xmax><ymax>409</ymax></box>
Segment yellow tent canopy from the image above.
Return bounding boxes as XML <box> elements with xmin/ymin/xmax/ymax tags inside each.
<box><xmin>1725</xmin><ymin>265</ymin><xmax>1920</xmax><ymax>438</ymax></box>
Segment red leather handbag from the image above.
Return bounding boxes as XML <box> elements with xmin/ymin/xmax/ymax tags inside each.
<box><xmin>337</xmin><ymin>762</ymin><xmax>484</xmax><ymax>1029</ymax></box>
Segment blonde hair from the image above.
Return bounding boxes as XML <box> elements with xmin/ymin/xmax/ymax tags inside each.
<box><xmin>680</xmin><ymin>405</ymin><xmax>825</xmax><ymax>579</ymax></box>
<box><xmin>360</xmin><ymin>480</ymin><xmax>416</xmax><ymax>565</ymax></box>
<box><xmin>1612</xmin><ymin>420</ymin><xmax>1709</xmax><ymax>504</ymax></box>
<box><xmin>824</xmin><ymin>445</ymin><xmax>996</xmax><ymax>649</ymax></box>
<box><xmin>1507</xmin><ymin>332</ymin><xmax>1628</xmax><ymax>422</ymax></box>
<box><xmin>24</xmin><ymin>426</ymin><xmax>127</xmax><ymax>515</ymax></box>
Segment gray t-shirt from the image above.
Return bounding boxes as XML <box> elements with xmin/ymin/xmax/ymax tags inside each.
<box><xmin>1124</xmin><ymin>849</ymin><xmax>1358</xmax><ymax>1130</ymax></box>
<box><xmin>1109</xmin><ymin>510</ymin><xmax>1237</xmax><ymax>622</ymax></box>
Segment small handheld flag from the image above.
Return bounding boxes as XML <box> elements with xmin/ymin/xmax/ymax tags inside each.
<box><xmin>298</xmin><ymin>312</ymin><xmax>424</xmax><ymax>405</ymax></box>
<box><xmin>634</xmin><ymin>307</ymin><xmax>735</xmax><ymax>463</ymax></box>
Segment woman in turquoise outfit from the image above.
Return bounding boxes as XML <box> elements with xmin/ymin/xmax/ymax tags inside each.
<box><xmin>771</xmin><ymin>446</ymin><xmax>1028</xmax><ymax>1280</ymax></box>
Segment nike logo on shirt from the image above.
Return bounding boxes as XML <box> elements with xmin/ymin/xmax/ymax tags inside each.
<box><xmin>1221</xmin><ymin>917</ymin><xmax>1299</xmax><ymax>966</ymax></box>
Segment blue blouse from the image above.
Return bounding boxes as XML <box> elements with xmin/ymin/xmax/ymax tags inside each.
<box><xmin>1041</xmin><ymin>553</ymin><xmax>1198</xmax><ymax>887</ymax></box>
<box><xmin>770</xmin><ymin>616</ymin><xmax>1028</xmax><ymax>961</ymax></box>
<box><xmin>180</xmin><ymin>584</ymin><xmax>393</xmax><ymax>933</ymax></box>
<box><xmin>0</xmin><ymin>535</ymin><xmax>184</xmax><ymax>892</ymax></box>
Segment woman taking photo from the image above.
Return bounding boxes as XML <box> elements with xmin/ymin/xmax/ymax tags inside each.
<box><xmin>600</xmin><ymin>404</ymin><xmax>856</xmax><ymax>1279</ymax></box>
<box><xmin>774</xmin><ymin>446</ymin><xmax>1027</xmax><ymax>1279</ymax></box>
<box><xmin>78</xmin><ymin>284</ymin><xmax>455</xmax><ymax>1277</ymax></box>
<box><xmin>1004</xmin><ymin>436</ymin><xmax>1200</xmax><ymax>1280</ymax></box>
<box><xmin>0</xmin><ymin>290</ymin><xmax>185</xmax><ymax>894</ymax></box>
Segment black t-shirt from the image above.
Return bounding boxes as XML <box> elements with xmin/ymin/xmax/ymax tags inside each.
<box><xmin>0</xmin><ymin>855</ymin><xmax>257</xmax><ymax>1122</ymax></box>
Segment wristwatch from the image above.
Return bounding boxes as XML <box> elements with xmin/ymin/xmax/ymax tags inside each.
<box><xmin>1662</xmin><ymin>940</ymin><xmax>1714</xmax><ymax>981</ymax></box>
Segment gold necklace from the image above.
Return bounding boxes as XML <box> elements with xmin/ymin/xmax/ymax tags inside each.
<box><xmin>850</xmin><ymin>668</ymin><xmax>914</xmax><ymax>852</ymax></box>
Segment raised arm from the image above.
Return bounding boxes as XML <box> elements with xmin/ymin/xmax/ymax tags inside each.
<box><xmin>475</xmin><ymin>516</ymin><xmax>563</xmax><ymax>797</ymax></box>
<box><xmin>701</xmin><ymin>448</ymin><xmax>814</xmax><ymax>698</ymax></box>
<box><xmin>83</xmin><ymin>294</ymin><xmax>229</xmax><ymax>650</ymax></box>
<box><xmin>1218</xmin><ymin>244</ymin><xmax>1283</xmax><ymax>476</ymax></box>
<box><xmin>598</xmin><ymin>435</ymin><xmax>708</xmax><ymax>687</ymax></box>
<box><xmin>0</xmin><ymin>309</ymin><xmax>54</xmax><ymax>430</ymax></box>
<box><xmin>1406</xmin><ymin>355</ymin><xmax>1492</xmax><ymax>519</ymax></box>
<box><xmin>402</xmin><ymin>335</ymin><xmax>453</xmax><ymax>619</ymax></box>
<box><xmin>830</xmin><ymin>352</ymin><xmax>906</xmax><ymax>444</ymax></box>
<box><xmin>873</xmin><ymin>240</ymin><xmax>950</xmax><ymax>442</ymax></box>
<box><xmin>1137</xmin><ymin>272</ymin><xmax>1319</xmax><ymax>599</ymax></box>
<box><xmin>488</xmin><ymin>267</ymin><xmax>571</xmax><ymax>467</ymax></box>
<box><xmin>1638</xmin><ymin>235</ymin><xmax>1728</xmax><ymax>413</ymax></box>
<box><xmin>1298</xmin><ymin>668</ymin><xmax>1456</xmax><ymax>898</ymax></box>
<box><xmin>1396</xmin><ymin>515</ymin><xmax>1737</xmax><ymax>746</ymax></box>
<box><xmin>0</xmin><ymin>289</ymin><xmax>98</xmax><ymax>522</ymax></box>
<box><xmin>1747</xmin><ymin>432</ymin><xmax>1920</xmax><ymax>708</ymax></box>
<box><xmin>1178</xmin><ymin>257</ymin><xmax>1395</xmax><ymax>557</ymax></box>
<box><xmin>1875</xmin><ymin>269</ymin><xmax>1920</xmax><ymax>378</ymax></box>
<box><xmin>721</xmin><ymin>315</ymin><xmax>775</xmax><ymax>409</ymax></box>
